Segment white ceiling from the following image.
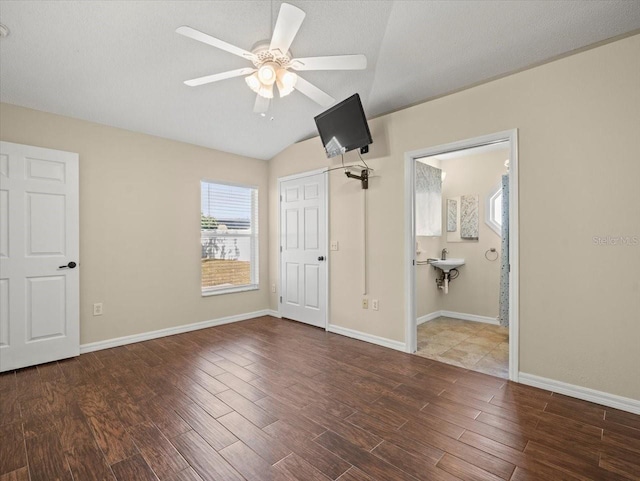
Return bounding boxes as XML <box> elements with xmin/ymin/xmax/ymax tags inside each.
<box><xmin>1</xmin><ymin>1</ymin><xmax>639</xmax><ymax>160</ymax></box>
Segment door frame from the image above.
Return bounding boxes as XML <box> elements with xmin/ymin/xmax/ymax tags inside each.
<box><xmin>277</xmin><ymin>168</ymin><xmax>329</xmax><ymax>330</ymax></box>
<box><xmin>403</xmin><ymin>129</ymin><xmax>520</xmax><ymax>381</ymax></box>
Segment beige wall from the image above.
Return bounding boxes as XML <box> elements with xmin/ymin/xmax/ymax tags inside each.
<box><xmin>2</xmin><ymin>33</ymin><xmax>638</xmax><ymax>401</ymax></box>
<box><xmin>414</xmin><ymin>157</ymin><xmax>445</xmax><ymax>319</ymax></box>
<box><xmin>269</xmin><ymin>34</ymin><xmax>640</xmax><ymax>400</ymax></box>
<box><xmin>439</xmin><ymin>149</ymin><xmax>508</xmax><ymax>318</ymax></box>
<box><xmin>268</xmin><ymin>119</ymin><xmax>406</xmax><ymax>342</ymax></box>
<box><xmin>415</xmin><ymin>235</ymin><xmax>443</xmax><ymax>318</ymax></box>
<box><xmin>0</xmin><ymin>103</ymin><xmax>270</xmax><ymax>344</ymax></box>
<box><xmin>416</xmin><ymin>149</ymin><xmax>508</xmax><ymax>319</ymax></box>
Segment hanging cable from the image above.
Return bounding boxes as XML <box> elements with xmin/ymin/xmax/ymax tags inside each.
<box><xmin>357</xmin><ymin>149</ymin><xmax>370</xmax><ymax>170</ymax></box>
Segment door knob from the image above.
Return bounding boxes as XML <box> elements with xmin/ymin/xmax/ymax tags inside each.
<box><xmin>317</xmin><ymin>256</ymin><xmax>325</xmax><ymax>261</ymax></box>
<box><xmin>59</xmin><ymin>262</ymin><xmax>77</xmax><ymax>269</ymax></box>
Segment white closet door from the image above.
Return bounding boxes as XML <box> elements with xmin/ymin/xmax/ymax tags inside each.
<box><xmin>0</xmin><ymin>141</ymin><xmax>79</xmax><ymax>371</ymax></box>
<box><xmin>280</xmin><ymin>172</ymin><xmax>327</xmax><ymax>328</ymax></box>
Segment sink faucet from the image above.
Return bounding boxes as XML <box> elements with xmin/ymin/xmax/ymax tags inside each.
<box><xmin>441</xmin><ymin>248</ymin><xmax>448</xmax><ymax>260</ymax></box>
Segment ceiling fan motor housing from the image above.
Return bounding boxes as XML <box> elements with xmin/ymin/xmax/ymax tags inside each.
<box><xmin>250</xmin><ymin>41</ymin><xmax>292</xmax><ymax>69</ymax></box>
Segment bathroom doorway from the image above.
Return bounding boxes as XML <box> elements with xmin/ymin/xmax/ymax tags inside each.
<box><xmin>404</xmin><ymin>130</ymin><xmax>519</xmax><ymax>381</ymax></box>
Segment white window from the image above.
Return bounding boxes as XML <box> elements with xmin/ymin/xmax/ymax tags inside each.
<box><xmin>201</xmin><ymin>180</ymin><xmax>259</xmax><ymax>295</ymax></box>
<box><xmin>485</xmin><ymin>185</ymin><xmax>503</xmax><ymax>236</ymax></box>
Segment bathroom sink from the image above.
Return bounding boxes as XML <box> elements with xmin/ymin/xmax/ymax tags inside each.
<box><xmin>429</xmin><ymin>258</ymin><xmax>465</xmax><ymax>272</ymax></box>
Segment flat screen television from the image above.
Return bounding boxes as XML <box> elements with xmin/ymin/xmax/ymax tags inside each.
<box><xmin>314</xmin><ymin>94</ymin><xmax>372</xmax><ymax>158</ymax></box>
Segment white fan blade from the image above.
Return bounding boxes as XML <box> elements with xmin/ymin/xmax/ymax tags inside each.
<box><xmin>290</xmin><ymin>54</ymin><xmax>367</xmax><ymax>71</ymax></box>
<box><xmin>269</xmin><ymin>3</ymin><xmax>305</xmax><ymax>56</ymax></box>
<box><xmin>176</xmin><ymin>26</ymin><xmax>255</xmax><ymax>61</ymax></box>
<box><xmin>184</xmin><ymin>68</ymin><xmax>256</xmax><ymax>87</ymax></box>
<box><xmin>294</xmin><ymin>76</ymin><xmax>335</xmax><ymax>107</ymax></box>
<box><xmin>254</xmin><ymin>94</ymin><xmax>270</xmax><ymax>113</ymax></box>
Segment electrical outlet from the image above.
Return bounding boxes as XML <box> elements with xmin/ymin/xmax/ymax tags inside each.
<box><xmin>372</xmin><ymin>299</ymin><xmax>379</xmax><ymax>311</ymax></box>
<box><xmin>330</xmin><ymin>241</ymin><xmax>339</xmax><ymax>251</ymax></box>
<box><xmin>271</xmin><ymin>283</ymin><xmax>276</xmax><ymax>293</ymax></box>
<box><xmin>93</xmin><ymin>303</ymin><xmax>103</xmax><ymax>316</ymax></box>
<box><xmin>362</xmin><ymin>298</ymin><xmax>368</xmax><ymax>309</ymax></box>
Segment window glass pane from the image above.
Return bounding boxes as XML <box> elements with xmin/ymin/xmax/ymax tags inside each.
<box><xmin>201</xmin><ymin>181</ymin><xmax>258</xmax><ymax>293</ymax></box>
<box><xmin>493</xmin><ymin>193</ymin><xmax>502</xmax><ymax>226</ymax></box>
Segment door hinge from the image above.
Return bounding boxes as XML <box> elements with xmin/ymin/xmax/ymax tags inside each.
<box><xmin>280</xmin><ymin>246</ymin><xmax>282</xmax><ymax>252</ymax></box>
<box><xmin>508</xmin><ymin>264</ymin><xmax>511</xmax><ymax>272</ymax></box>
<box><xmin>280</xmin><ymin>195</ymin><xmax>282</xmax><ymax>201</ymax></box>
<box><xmin>279</xmin><ymin>296</ymin><xmax>282</xmax><ymax>303</ymax></box>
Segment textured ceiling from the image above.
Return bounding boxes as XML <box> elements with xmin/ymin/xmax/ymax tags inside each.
<box><xmin>1</xmin><ymin>1</ymin><xmax>639</xmax><ymax>160</ymax></box>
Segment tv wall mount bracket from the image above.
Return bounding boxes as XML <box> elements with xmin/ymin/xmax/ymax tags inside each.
<box><xmin>345</xmin><ymin>165</ymin><xmax>373</xmax><ymax>189</ymax></box>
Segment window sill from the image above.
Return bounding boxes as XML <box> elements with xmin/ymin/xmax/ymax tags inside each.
<box><xmin>202</xmin><ymin>284</ymin><xmax>259</xmax><ymax>297</ymax></box>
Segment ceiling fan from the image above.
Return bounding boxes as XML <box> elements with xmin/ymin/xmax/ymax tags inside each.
<box><xmin>176</xmin><ymin>2</ymin><xmax>367</xmax><ymax>113</ymax></box>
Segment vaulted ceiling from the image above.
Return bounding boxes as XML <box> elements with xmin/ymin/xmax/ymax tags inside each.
<box><xmin>1</xmin><ymin>1</ymin><xmax>639</xmax><ymax>160</ymax></box>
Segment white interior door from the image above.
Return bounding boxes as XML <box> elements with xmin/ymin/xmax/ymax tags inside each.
<box><xmin>279</xmin><ymin>172</ymin><xmax>327</xmax><ymax>328</ymax></box>
<box><xmin>0</xmin><ymin>141</ymin><xmax>79</xmax><ymax>372</ymax></box>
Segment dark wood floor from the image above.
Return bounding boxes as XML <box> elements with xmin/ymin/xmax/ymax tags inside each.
<box><xmin>1</xmin><ymin>317</ymin><xmax>639</xmax><ymax>481</ymax></box>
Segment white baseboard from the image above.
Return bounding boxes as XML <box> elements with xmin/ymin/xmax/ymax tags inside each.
<box><xmin>519</xmin><ymin>372</ymin><xmax>640</xmax><ymax>415</ymax></box>
<box><xmin>327</xmin><ymin>324</ymin><xmax>406</xmax><ymax>352</ymax></box>
<box><xmin>266</xmin><ymin>309</ymin><xmax>282</xmax><ymax>318</ymax></box>
<box><xmin>441</xmin><ymin>310</ymin><xmax>499</xmax><ymax>325</ymax></box>
<box><xmin>417</xmin><ymin>311</ymin><xmax>442</xmax><ymax>325</ymax></box>
<box><xmin>417</xmin><ymin>310</ymin><xmax>499</xmax><ymax>326</ymax></box>
<box><xmin>80</xmin><ymin>309</ymin><xmax>272</xmax><ymax>354</ymax></box>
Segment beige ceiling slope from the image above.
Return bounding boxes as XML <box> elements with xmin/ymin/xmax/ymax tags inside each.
<box><xmin>367</xmin><ymin>1</ymin><xmax>640</xmax><ymax>117</ymax></box>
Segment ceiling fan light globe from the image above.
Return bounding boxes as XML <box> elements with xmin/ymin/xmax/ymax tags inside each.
<box><xmin>257</xmin><ymin>63</ymin><xmax>277</xmax><ymax>85</ymax></box>
<box><xmin>258</xmin><ymin>83</ymin><xmax>274</xmax><ymax>99</ymax></box>
<box><xmin>276</xmin><ymin>81</ymin><xmax>294</xmax><ymax>98</ymax></box>
<box><xmin>245</xmin><ymin>72</ymin><xmax>261</xmax><ymax>93</ymax></box>
<box><xmin>277</xmin><ymin>69</ymin><xmax>297</xmax><ymax>89</ymax></box>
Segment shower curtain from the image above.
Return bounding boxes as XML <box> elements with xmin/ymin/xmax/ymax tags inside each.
<box><xmin>498</xmin><ymin>174</ymin><xmax>509</xmax><ymax>327</ymax></box>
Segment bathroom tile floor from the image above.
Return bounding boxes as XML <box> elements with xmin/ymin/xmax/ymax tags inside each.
<box><xmin>415</xmin><ymin>316</ymin><xmax>509</xmax><ymax>378</ymax></box>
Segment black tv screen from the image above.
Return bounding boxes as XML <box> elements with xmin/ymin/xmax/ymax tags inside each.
<box><xmin>314</xmin><ymin>94</ymin><xmax>372</xmax><ymax>158</ymax></box>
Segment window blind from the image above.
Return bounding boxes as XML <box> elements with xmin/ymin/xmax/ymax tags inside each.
<box><xmin>201</xmin><ymin>180</ymin><xmax>258</xmax><ymax>294</ymax></box>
